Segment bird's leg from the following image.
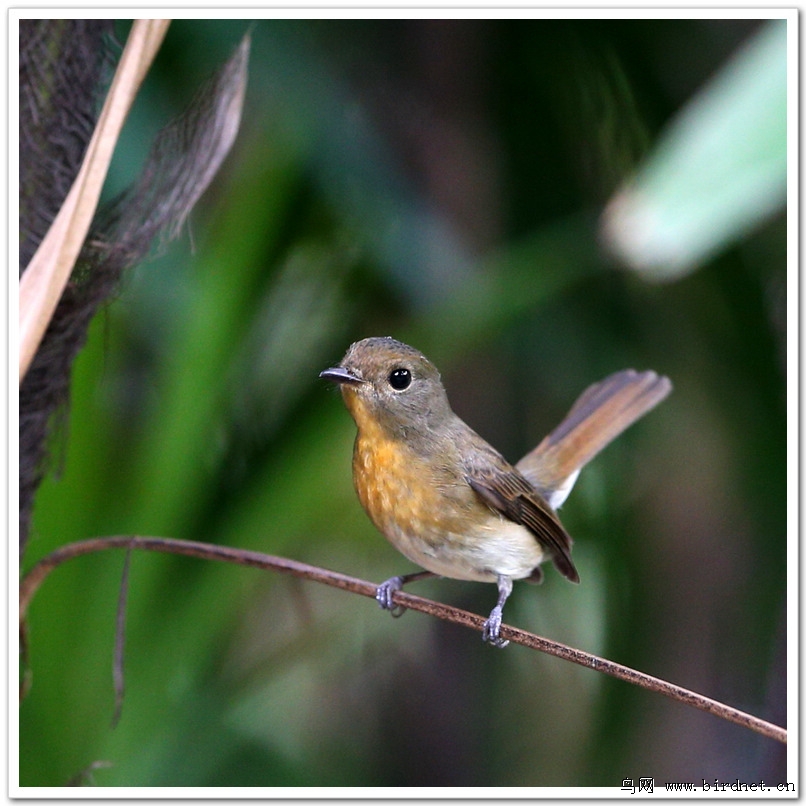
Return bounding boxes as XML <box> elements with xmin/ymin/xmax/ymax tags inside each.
<box><xmin>482</xmin><ymin>575</ymin><xmax>513</xmax><ymax>648</ymax></box>
<box><xmin>376</xmin><ymin>570</ymin><xmax>435</xmax><ymax>617</ymax></box>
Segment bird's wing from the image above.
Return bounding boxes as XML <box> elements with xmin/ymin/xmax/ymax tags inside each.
<box><xmin>465</xmin><ymin>460</ymin><xmax>579</xmax><ymax>584</ymax></box>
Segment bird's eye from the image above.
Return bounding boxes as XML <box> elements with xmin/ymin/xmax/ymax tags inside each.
<box><xmin>388</xmin><ymin>367</ymin><xmax>412</xmax><ymax>390</ymax></box>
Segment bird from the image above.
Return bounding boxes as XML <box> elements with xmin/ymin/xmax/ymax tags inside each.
<box><xmin>320</xmin><ymin>336</ymin><xmax>671</xmax><ymax>647</ymax></box>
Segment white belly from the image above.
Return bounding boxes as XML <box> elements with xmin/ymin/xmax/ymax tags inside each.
<box><xmin>384</xmin><ymin>515</ymin><xmax>545</xmax><ymax>583</ymax></box>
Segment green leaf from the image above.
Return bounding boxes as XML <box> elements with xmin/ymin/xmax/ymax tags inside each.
<box><xmin>603</xmin><ymin>19</ymin><xmax>788</xmax><ymax>279</ymax></box>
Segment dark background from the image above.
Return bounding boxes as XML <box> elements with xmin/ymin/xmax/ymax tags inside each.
<box><xmin>20</xmin><ymin>18</ymin><xmax>787</xmax><ymax>787</ymax></box>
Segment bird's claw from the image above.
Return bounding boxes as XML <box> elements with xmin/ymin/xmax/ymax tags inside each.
<box><xmin>376</xmin><ymin>576</ymin><xmax>407</xmax><ymax>617</ymax></box>
<box><xmin>482</xmin><ymin>606</ymin><xmax>510</xmax><ymax>649</ymax></box>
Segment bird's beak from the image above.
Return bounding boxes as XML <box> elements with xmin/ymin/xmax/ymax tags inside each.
<box><xmin>319</xmin><ymin>366</ymin><xmax>365</xmax><ymax>386</ymax></box>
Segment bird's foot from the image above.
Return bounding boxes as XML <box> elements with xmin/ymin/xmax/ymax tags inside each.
<box><xmin>376</xmin><ymin>576</ymin><xmax>407</xmax><ymax>617</ymax></box>
<box><xmin>482</xmin><ymin>605</ymin><xmax>510</xmax><ymax>649</ymax></box>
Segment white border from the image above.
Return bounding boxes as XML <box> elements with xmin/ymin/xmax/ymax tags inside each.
<box><xmin>11</xmin><ymin>9</ymin><xmax>797</xmax><ymax>799</ymax></box>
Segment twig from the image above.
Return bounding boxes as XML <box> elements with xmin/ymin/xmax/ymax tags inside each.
<box><xmin>19</xmin><ymin>535</ymin><xmax>786</xmax><ymax>745</ymax></box>
<box><xmin>111</xmin><ymin>543</ymin><xmax>134</xmax><ymax>728</ymax></box>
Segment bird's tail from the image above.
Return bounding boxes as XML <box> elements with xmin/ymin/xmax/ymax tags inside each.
<box><xmin>516</xmin><ymin>369</ymin><xmax>672</xmax><ymax>509</ymax></box>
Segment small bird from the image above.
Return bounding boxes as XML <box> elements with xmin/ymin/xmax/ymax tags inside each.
<box><xmin>320</xmin><ymin>337</ymin><xmax>671</xmax><ymax>647</ymax></box>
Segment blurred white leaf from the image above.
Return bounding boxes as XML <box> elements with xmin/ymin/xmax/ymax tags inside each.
<box><xmin>602</xmin><ymin>19</ymin><xmax>788</xmax><ymax>280</ymax></box>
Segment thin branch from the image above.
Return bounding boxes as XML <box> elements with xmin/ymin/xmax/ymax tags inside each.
<box><xmin>19</xmin><ymin>535</ymin><xmax>786</xmax><ymax>745</ymax></box>
<box><xmin>111</xmin><ymin>543</ymin><xmax>134</xmax><ymax>728</ymax></box>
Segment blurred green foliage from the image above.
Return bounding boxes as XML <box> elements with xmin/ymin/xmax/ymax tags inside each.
<box><xmin>20</xmin><ymin>18</ymin><xmax>787</xmax><ymax>788</ymax></box>
<box><xmin>603</xmin><ymin>20</ymin><xmax>787</xmax><ymax>277</ymax></box>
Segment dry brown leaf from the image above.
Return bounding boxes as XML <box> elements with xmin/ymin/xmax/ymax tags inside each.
<box><xmin>19</xmin><ymin>19</ymin><xmax>170</xmax><ymax>383</ymax></box>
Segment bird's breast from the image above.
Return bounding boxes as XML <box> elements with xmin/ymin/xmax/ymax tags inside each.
<box><xmin>351</xmin><ymin>422</ymin><xmax>544</xmax><ymax>582</ymax></box>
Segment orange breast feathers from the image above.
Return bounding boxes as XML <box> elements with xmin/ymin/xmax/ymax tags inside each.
<box><xmin>353</xmin><ymin>428</ymin><xmax>449</xmax><ymax>541</ymax></box>
<box><xmin>344</xmin><ymin>391</ymin><xmax>471</xmax><ymax>543</ymax></box>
